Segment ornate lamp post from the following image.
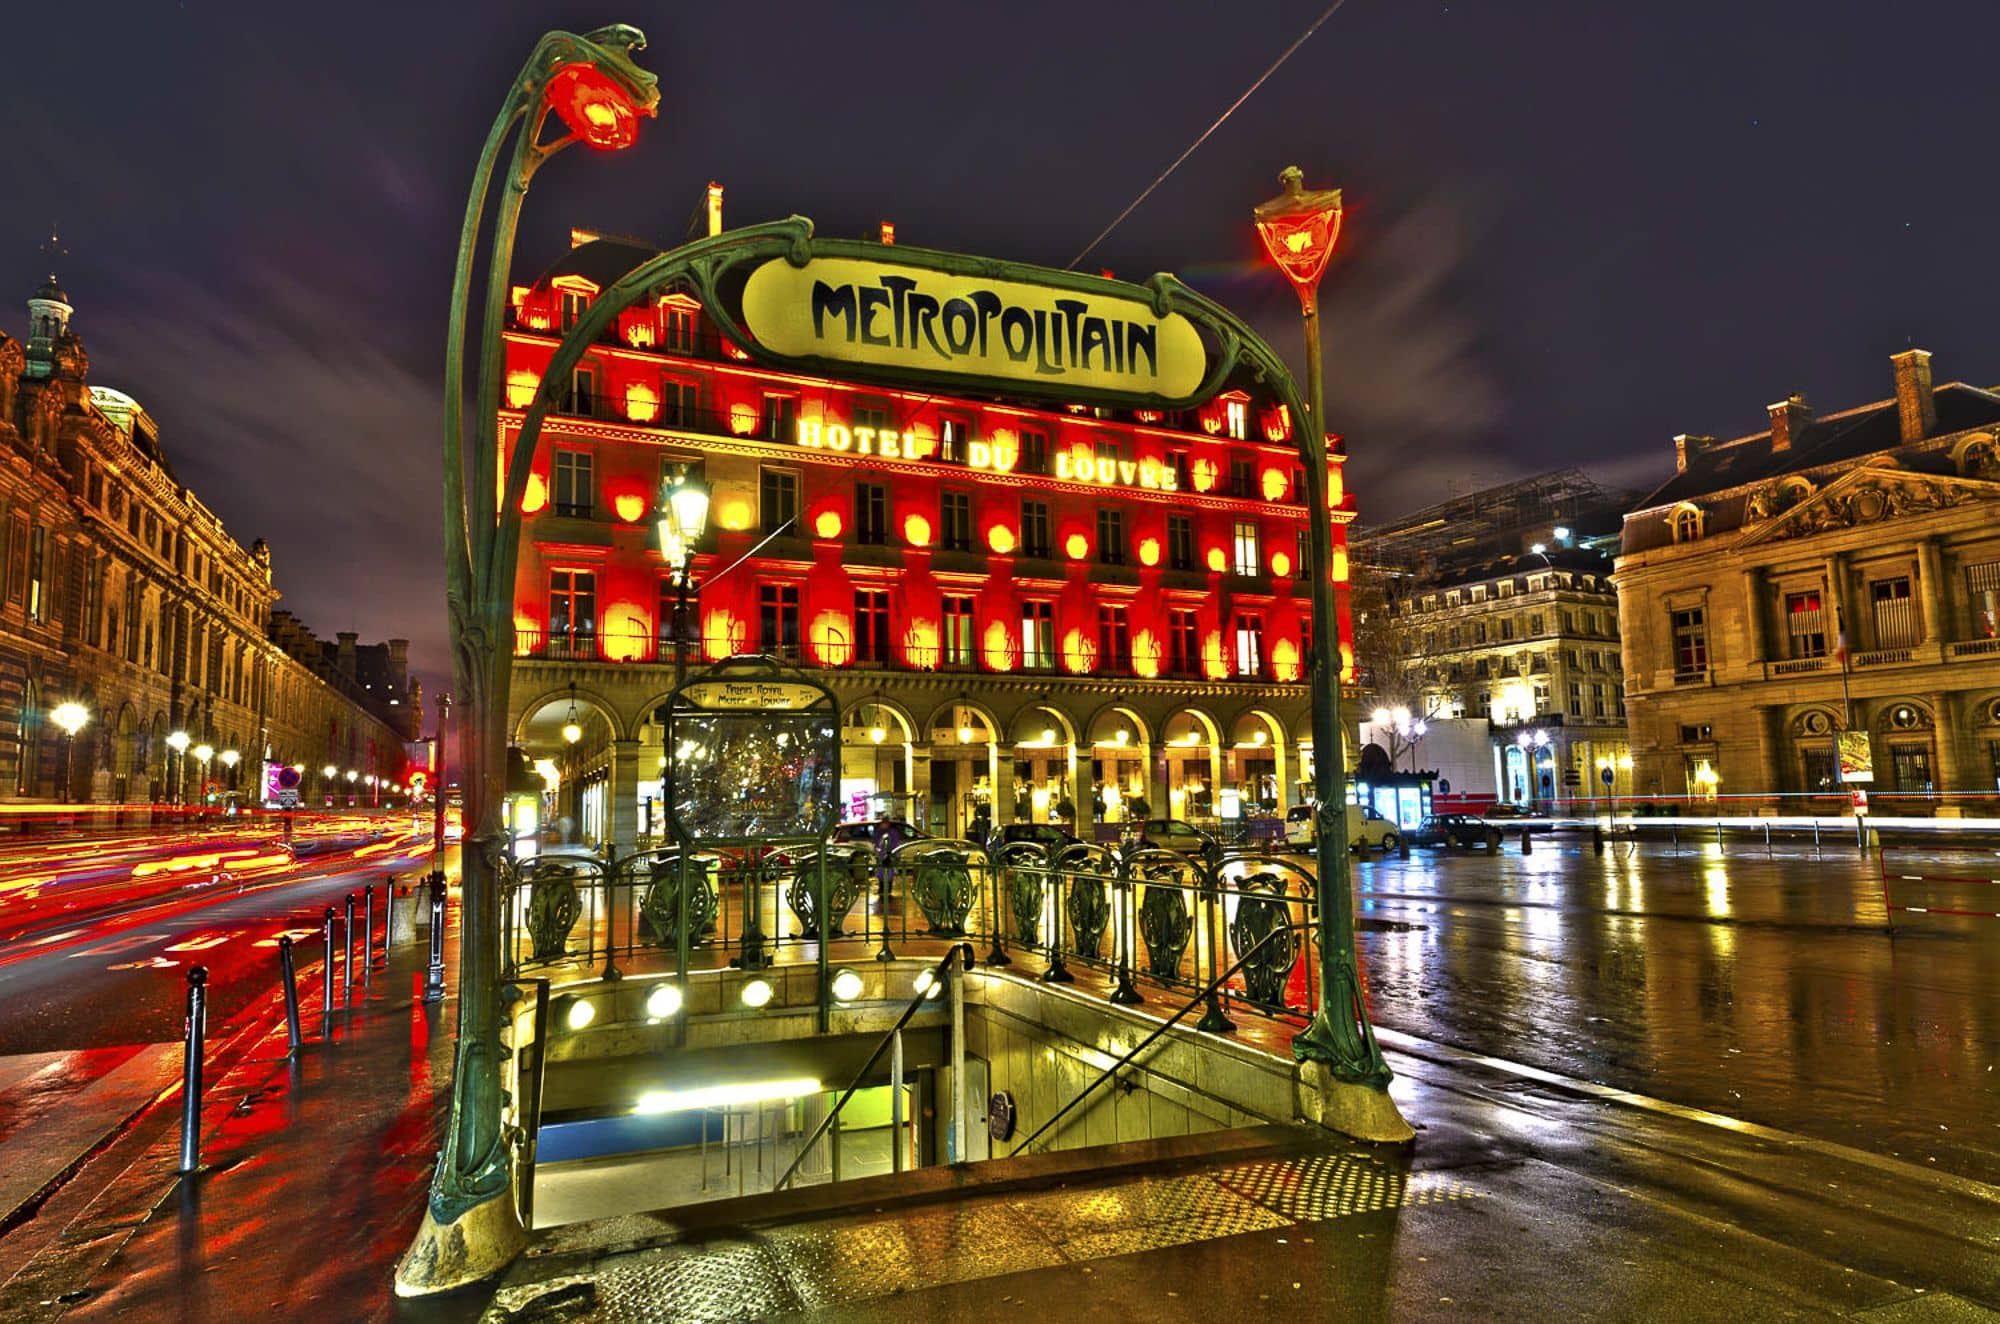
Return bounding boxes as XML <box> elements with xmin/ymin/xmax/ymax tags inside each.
<box><xmin>166</xmin><ymin>730</ymin><xmax>190</xmax><ymax>807</ymax></box>
<box><xmin>658</xmin><ymin>464</ymin><xmax>710</xmax><ymax>686</ymax></box>
<box><xmin>403</xmin><ymin>25</ymin><xmax>660</xmax><ymax>1296</ymax></box>
<box><xmin>51</xmin><ymin>702</ymin><xmax>88</xmax><ymax>802</ymax></box>
<box><xmin>322</xmin><ymin>763</ymin><xmax>338</xmax><ymax>807</ymax></box>
<box><xmin>1254</xmin><ymin>167</ymin><xmax>1402</xmax><ymax>1109</ymax></box>
<box><xmin>220</xmin><ymin>748</ymin><xmax>240</xmax><ymax>798</ymax></box>
<box><xmin>192</xmin><ymin>744</ymin><xmax>214</xmax><ymax>814</ymax></box>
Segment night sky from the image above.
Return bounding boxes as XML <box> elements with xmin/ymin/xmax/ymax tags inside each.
<box><xmin>9</xmin><ymin>1</ymin><xmax>2000</xmax><ymax>692</ymax></box>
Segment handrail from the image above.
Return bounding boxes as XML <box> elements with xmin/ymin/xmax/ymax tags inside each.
<box><xmin>1009</xmin><ymin>917</ymin><xmax>1296</xmax><ymax>1158</ymax></box>
<box><xmin>509</xmin><ymin>978</ymin><xmax>552</xmax><ymax>1229</ymax></box>
<box><xmin>772</xmin><ymin>942</ymin><xmax>975</xmax><ymax>1191</ymax></box>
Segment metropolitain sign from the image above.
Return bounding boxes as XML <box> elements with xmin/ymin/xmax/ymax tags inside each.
<box><xmin>741</xmin><ymin>257</ymin><xmax>1207</xmax><ymax>400</ymax></box>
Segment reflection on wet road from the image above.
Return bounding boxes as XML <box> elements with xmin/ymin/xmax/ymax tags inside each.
<box><xmin>1351</xmin><ymin>839</ymin><xmax>2000</xmax><ymax>1183</ymax></box>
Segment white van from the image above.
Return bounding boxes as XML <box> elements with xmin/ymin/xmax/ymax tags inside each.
<box><xmin>1284</xmin><ymin>803</ymin><xmax>1401</xmax><ymax>852</ymax></box>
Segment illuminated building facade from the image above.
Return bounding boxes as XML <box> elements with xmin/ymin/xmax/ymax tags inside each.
<box><xmin>0</xmin><ymin>272</ymin><xmax>412</xmax><ymax>803</ymax></box>
<box><xmin>503</xmin><ymin>214</ymin><xmax>1353</xmax><ymax>846</ymax></box>
<box><xmin>1618</xmin><ymin>350</ymin><xmax>2000</xmax><ymax>805</ymax></box>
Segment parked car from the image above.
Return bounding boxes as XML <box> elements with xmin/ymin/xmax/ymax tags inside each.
<box><xmin>1482</xmin><ymin>802</ymin><xmax>1528</xmax><ymax>819</ymax></box>
<box><xmin>1409</xmin><ymin>814</ymin><xmax>1503</xmax><ymax>850</ymax></box>
<box><xmin>831</xmin><ymin>819</ymin><xmax>929</xmax><ymax>860</ymax></box>
<box><xmin>1284</xmin><ymin>804</ymin><xmax>1402</xmax><ymax>852</ymax></box>
<box><xmin>991</xmin><ymin>821</ymin><xmax>1080</xmax><ymax>854</ymax></box>
<box><xmin>1134</xmin><ymin>818</ymin><xmax>1220</xmax><ymax>863</ymax></box>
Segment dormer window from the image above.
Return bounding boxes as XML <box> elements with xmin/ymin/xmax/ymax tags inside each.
<box><xmin>1224</xmin><ymin>397</ymin><xmax>1249</xmax><ymax>441</ymax></box>
<box><xmin>1672</xmin><ymin>505</ymin><xmax>1703</xmax><ymax>544</ymax></box>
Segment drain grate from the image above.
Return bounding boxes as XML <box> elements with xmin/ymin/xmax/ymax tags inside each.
<box><xmin>582</xmin><ymin>1240</ymin><xmax>804</xmax><ymax>1323</ymax></box>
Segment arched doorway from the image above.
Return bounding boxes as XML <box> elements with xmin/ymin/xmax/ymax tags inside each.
<box><xmin>1228</xmin><ymin>709</ymin><xmax>1290</xmax><ymax>823</ymax></box>
<box><xmin>1004</xmin><ymin>703</ymin><xmax>1079</xmax><ymax>828</ymax></box>
<box><xmin>1085</xmin><ymin>705</ymin><xmax>1152</xmax><ymax>828</ymax></box>
<box><xmin>840</xmin><ymin>697</ymin><xmax>918</xmax><ymax>828</ymax></box>
<box><xmin>113</xmin><ymin>704</ymin><xmax>138</xmax><ymax>803</ymax></box>
<box><xmin>924</xmin><ymin>700</ymin><xmax>1000</xmax><ymax>839</ymax></box>
<box><xmin>1161</xmin><ymin>708</ymin><xmax>1223</xmax><ymax>826</ymax></box>
<box><xmin>514</xmin><ymin>686</ymin><xmax>623</xmax><ymax>851</ymax></box>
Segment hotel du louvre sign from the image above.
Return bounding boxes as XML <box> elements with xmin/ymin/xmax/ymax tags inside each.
<box><xmin>739</xmin><ymin>254</ymin><xmax>1208</xmax><ymax>402</ymax></box>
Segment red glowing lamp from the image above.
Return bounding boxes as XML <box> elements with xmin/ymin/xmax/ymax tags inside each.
<box><xmin>545</xmin><ymin>61</ymin><xmax>652</xmax><ymax>150</ymax></box>
<box><xmin>1253</xmin><ymin>167</ymin><xmax>1343</xmax><ymax>300</ymax></box>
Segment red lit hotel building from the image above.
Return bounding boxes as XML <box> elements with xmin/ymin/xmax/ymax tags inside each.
<box><xmin>503</xmin><ymin>222</ymin><xmax>1353</xmax><ymax>847</ymax></box>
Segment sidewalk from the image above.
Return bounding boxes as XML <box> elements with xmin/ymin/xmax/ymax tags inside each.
<box><xmin>0</xmin><ymin>897</ymin><xmax>476</xmax><ymax>1324</ymax></box>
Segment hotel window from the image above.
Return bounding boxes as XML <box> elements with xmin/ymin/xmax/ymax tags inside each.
<box><xmin>939</xmin><ymin>415</ymin><xmax>970</xmax><ymax>464</ymax></box>
<box><xmin>660</xmin><ymin>377</ymin><xmax>700</xmax><ymax>428</ymax></box>
<box><xmin>854</xmin><ymin>401</ymin><xmax>892</xmax><ymax>435</ymax></box>
<box><xmin>1097</xmin><ymin>605</ymin><xmax>1131</xmax><ymax>671</ymax></box>
<box><xmin>1966</xmin><ymin>561</ymin><xmax>2000</xmax><ymax>637</ymax></box>
<box><xmin>548</xmin><ymin>570</ymin><xmax>597</xmax><ymax>656</ymax></box>
<box><xmin>1671</xmin><ymin>607</ymin><xmax>1708</xmax><ymax>675</ymax></box>
<box><xmin>1169</xmin><ymin>609</ymin><xmax>1199</xmax><ymax>674</ymax></box>
<box><xmin>1592</xmin><ymin>683</ymin><xmax>1607</xmax><ymax>718</ymax></box>
<box><xmin>939</xmin><ymin>492</ymin><xmax>972</xmax><ymax>551</ymax></box>
<box><xmin>1534</xmin><ymin>681</ymin><xmax>1550</xmax><ymax>712</ymax></box>
<box><xmin>855</xmin><ymin>483</ymin><xmax>889</xmax><ymax>545</ymax></box>
<box><xmin>855</xmin><ymin>590</ymin><xmax>890</xmax><ymax>663</ymax></box>
<box><xmin>551</xmin><ymin>449</ymin><xmax>594</xmax><ymax>517</ymax></box>
<box><xmin>1233</xmin><ymin>614</ymin><xmax>1264</xmax><ymax>677</ymax></box>
<box><xmin>759</xmin><ymin>468</ymin><xmax>799</xmax><ymax>533</ymax></box>
<box><xmin>1168</xmin><ymin>450</ymin><xmax>1191</xmax><ymax>490</ymax></box>
<box><xmin>1296</xmin><ymin>529</ymin><xmax>1311</xmax><ymax>580</ymax></box>
<box><xmin>1568</xmin><ymin>682</ymin><xmax>1583</xmax><ymax>717</ymax></box>
<box><xmin>656</xmin><ymin>577</ymin><xmax>697</xmax><ymax>651</ymax></box>
<box><xmin>1018</xmin><ymin>428</ymin><xmax>1050</xmax><ymax>475</ymax></box>
<box><xmin>1529</xmin><ymin>613</ymin><xmax>1543</xmax><ymax>635</ymax></box>
<box><xmin>1785</xmin><ymin>589</ymin><xmax>1826</xmax><ymax>657</ymax></box>
<box><xmin>1167</xmin><ymin>515</ymin><xmax>1195</xmax><ymax>571</ymax></box>
<box><xmin>1225</xmin><ymin>398</ymin><xmax>1249</xmax><ymax>440</ymax></box>
<box><xmin>1229</xmin><ymin>454</ymin><xmax>1255</xmax><ymax>498</ymax></box>
<box><xmin>1232</xmin><ymin>521</ymin><xmax>1260</xmax><ymax>577</ymax></box>
<box><xmin>1094</xmin><ymin>436</ymin><xmax>1121</xmax><ymax>465</ymax></box>
<box><xmin>943</xmin><ymin>595</ymin><xmax>976</xmax><ymax>666</ymax></box>
<box><xmin>1870</xmin><ymin>576</ymin><xmax>1916</xmax><ymax>648</ymax></box>
<box><xmin>1498</xmin><ymin>581</ymin><xmax>1515</xmax><ymax>598</ymax></box>
<box><xmin>663</xmin><ymin>304</ymin><xmax>696</xmax><ymax>353</ymax></box>
<box><xmin>27</xmin><ymin>526</ymin><xmax>46</xmax><ymax>624</ymax></box>
<box><xmin>1096</xmin><ymin>508</ymin><xmax>1126</xmax><ymax>565</ymax></box>
<box><xmin>1021</xmin><ymin>500</ymin><xmax>1051</xmax><ymax>559</ymax></box>
<box><xmin>567</xmin><ymin>365</ymin><xmax>597</xmax><ymax>417</ymax></box>
<box><xmin>759</xmin><ymin>583</ymin><xmax>801</xmax><ymax>658</ymax></box>
<box><xmin>760</xmin><ymin>393</ymin><xmax>798</xmax><ymax>443</ymax></box>
<box><xmin>1022</xmin><ymin>601</ymin><xmax>1055</xmax><ymax>670</ymax></box>
<box><xmin>1499</xmin><ymin>618</ymin><xmax>1515</xmax><ymax>642</ymax></box>
<box><xmin>561</xmin><ymin>289</ymin><xmax>587</xmax><ymax>330</ymax></box>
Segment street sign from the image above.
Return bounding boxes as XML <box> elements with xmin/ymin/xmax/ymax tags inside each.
<box><xmin>1600</xmin><ymin>767</ymin><xmax>1615</xmax><ymax>787</ymax></box>
<box><xmin>1837</xmin><ymin>731</ymin><xmax>1873</xmax><ymax>784</ymax></box>
<box><xmin>1563</xmin><ymin>768</ymin><xmax>1581</xmax><ymax>787</ymax></box>
<box><xmin>277</xmin><ymin>788</ymin><xmax>301</xmax><ymax>809</ymax></box>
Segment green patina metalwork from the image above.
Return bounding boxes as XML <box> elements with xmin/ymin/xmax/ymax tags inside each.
<box><xmin>1067</xmin><ymin>871</ymin><xmax>1110</xmax><ymax>958</ymax></box>
<box><xmin>1138</xmin><ymin>874</ymin><xmax>1194</xmax><ymax>978</ymax></box>
<box><xmin>786</xmin><ymin>849</ymin><xmax>865</xmax><ymax>938</ymax></box>
<box><xmin>522</xmin><ymin>872</ymin><xmax>580</xmax><ymax>963</ymax></box>
<box><xmin>639</xmin><ymin>856</ymin><xmax>715</xmax><ymax>949</ymax></box>
<box><xmin>911</xmin><ymin>849</ymin><xmax>975</xmax><ymax>936</ymax></box>
<box><xmin>1230</xmin><ymin>871</ymin><xmax>1299</xmax><ymax>1010</ymax></box>
<box><xmin>1006</xmin><ymin>864</ymin><xmax>1045</xmax><ymax>945</ymax></box>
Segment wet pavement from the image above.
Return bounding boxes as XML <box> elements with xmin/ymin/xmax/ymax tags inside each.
<box><xmin>1349</xmin><ymin>838</ymin><xmax>2000</xmax><ymax>1184</ymax></box>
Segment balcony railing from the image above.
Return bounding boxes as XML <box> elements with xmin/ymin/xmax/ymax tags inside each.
<box><xmin>1770</xmin><ymin>657</ymin><xmax>1827</xmax><ymax>676</ymax></box>
<box><xmin>1854</xmin><ymin>647</ymin><xmax>1915</xmax><ymax>667</ymax></box>
<box><xmin>515</xmin><ymin>629</ymin><xmax>697</xmax><ymax>666</ymax></box>
<box><xmin>1949</xmin><ymin>637</ymin><xmax>2000</xmax><ymax>659</ymax></box>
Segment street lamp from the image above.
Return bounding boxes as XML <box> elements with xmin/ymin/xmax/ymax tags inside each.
<box><xmin>220</xmin><ymin>748</ymin><xmax>239</xmax><ymax>789</ymax></box>
<box><xmin>659</xmin><ymin>464</ymin><xmax>711</xmax><ymax>687</ymax></box>
<box><xmin>1256</xmin><ymin>166</ymin><xmax>1399</xmax><ymax>1101</ymax></box>
<box><xmin>193</xmin><ymin>744</ymin><xmax>214</xmax><ymax>815</ymax></box>
<box><xmin>166</xmin><ymin>730</ymin><xmax>191</xmax><ymax>806</ymax></box>
<box><xmin>561</xmin><ymin>682</ymin><xmax>583</xmax><ymax>745</ymax></box>
<box><xmin>51</xmin><ymin>702</ymin><xmax>88</xmax><ymax>802</ymax></box>
<box><xmin>416</xmin><ymin>26</ymin><xmax>659</xmax><ymax>1290</ymax></box>
<box><xmin>322</xmin><ymin>763</ymin><xmax>338</xmax><ymax>806</ymax></box>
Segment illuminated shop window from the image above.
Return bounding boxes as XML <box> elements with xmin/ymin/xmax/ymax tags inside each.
<box><xmin>759</xmin><ymin>583</ymin><xmax>801</xmax><ymax>659</ymax></box>
<box><xmin>552</xmin><ymin>449</ymin><xmax>595</xmax><ymax>518</ymax></box>
<box><xmin>940</xmin><ymin>492</ymin><xmax>972</xmax><ymax>552</ymax></box>
<box><xmin>944</xmin><ymin>595</ymin><xmax>976</xmax><ymax>666</ymax></box>
<box><xmin>1168</xmin><ymin>515</ymin><xmax>1195</xmax><ymax>571</ymax></box>
<box><xmin>1022</xmin><ymin>601</ymin><xmax>1055</xmax><ymax>670</ymax></box>
<box><xmin>1169</xmin><ymin>610</ymin><xmax>1199</xmax><ymax>675</ymax></box>
<box><xmin>855</xmin><ymin>590</ymin><xmax>890</xmax><ymax>663</ymax></box>
<box><xmin>1233</xmin><ymin>614</ymin><xmax>1264</xmax><ymax>678</ymax></box>
<box><xmin>1232</xmin><ymin>521</ymin><xmax>1261</xmax><ymax>577</ymax></box>
<box><xmin>1096</xmin><ymin>509</ymin><xmax>1126</xmax><ymax>565</ymax></box>
<box><xmin>759</xmin><ymin>468</ymin><xmax>799</xmax><ymax>534</ymax></box>
<box><xmin>1021</xmin><ymin>500</ymin><xmax>1051</xmax><ymax>559</ymax></box>
<box><xmin>855</xmin><ymin>483</ymin><xmax>888</xmax><ymax>546</ymax></box>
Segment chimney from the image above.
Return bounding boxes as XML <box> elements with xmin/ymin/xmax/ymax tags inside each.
<box><xmin>1673</xmin><ymin>434</ymin><xmax>1714</xmax><ymax>473</ymax></box>
<box><xmin>1891</xmin><ymin>349</ymin><xmax>1935</xmax><ymax>442</ymax></box>
<box><xmin>336</xmin><ymin>631</ymin><xmax>357</xmax><ymax>679</ymax></box>
<box><xmin>706</xmin><ymin>182</ymin><xmax>724</xmax><ymax>238</ymax></box>
<box><xmin>1767</xmin><ymin>393</ymin><xmax>1812</xmax><ymax>453</ymax></box>
<box><xmin>387</xmin><ymin>639</ymin><xmax>409</xmax><ymax>688</ymax></box>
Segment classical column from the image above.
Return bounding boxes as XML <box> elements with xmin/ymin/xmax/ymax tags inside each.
<box><xmin>1824</xmin><ymin>553</ymin><xmax>1852</xmax><ymax>648</ymax></box>
<box><xmin>608</xmin><ymin>738</ymin><xmax>641</xmax><ymax>853</ymax></box>
<box><xmin>1929</xmin><ymin>693</ymin><xmax>1962</xmax><ymax>796</ymax></box>
<box><xmin>1753</xmin><ymin>706</ymin><xmax>1785</xmax><ymax>802</ymax></box>
<box><xmin>1917</xmin><ymin>538</ymin><xmax>1947</xmax><ymax>647</ymax></box>
<box><xmin>1741</xmin><ymin>568</ymin><xmax>1766</xmax><ymax>665</ymax></box>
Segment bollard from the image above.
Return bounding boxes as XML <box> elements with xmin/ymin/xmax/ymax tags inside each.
<box><xmin>1671</xmin><ymin>824</ymin><xmax>1679</xmax><ymax>853</ymax></box>
<box><xmin>424</xmin><ymin>872</ymin><xmax>446</xmax><ymax>1002</ymax></box>
<box><xmin>1520</xmin><ymin>827</ymin><xmax>1532</xmax><ymax>856</ymax></box>
<box><xmin>1715</xmin><ymin>821</ymin><xmax>1724</xmax><ymax>850</ymax></box>
<box><xmin>342</xmin><ymin>893</ymin><xmax>356</xmax><ymax>1003</ymax></box>
<box><xmin>1856</xmin><ymin>815</ymin><xmax>1868</xmax><ymax>852</ymax></box>
<box><xmin>1398</xmin><ymin>833</ymin><xmax>1411</xmax><ymax>860</ymax></box>
<box><xmin>322</xmin><ymin>905</ymin><xmax>337</xmax><ymax>1023</ymax></box>
<box><xmin>178</xmin><ymin>966</ymin><xmax>209</xmax><ymax>1174</ymax></box>
<box><xmin>378</xmin><ymin>873</ymin><xmax>395</xmax><ymax>962</ymax></box>
<box><xmin>1592</xmin><ymin>825</ymin><xmax>1604</xmax><ymax>855</ymax></box>
<box><xmin>278</xmin><ymin>937</ymin><xmax>303</xmax><ymax>1056</ymax></box>
<box><xmin>362</xmin><ymin>885</ymin><xmax>375</xmax><ymax>983</ymax></box>
<box><xmin>1764</xmin><ymin>821</ymin><xmax>1773</xmax><ymax>850</ymax></box>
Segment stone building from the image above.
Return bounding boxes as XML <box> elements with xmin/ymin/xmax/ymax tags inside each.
<box><xmin>0</xmin><ymin>269</ymin><xmax>412</xmax><ymax>804</ymax></box>
<box><xmin>1616</xmin><ymin>349</ymin><xmax>2000</xmax><ymax>805</ymax></box>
